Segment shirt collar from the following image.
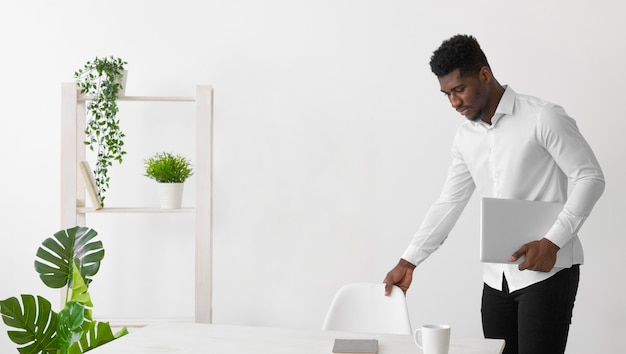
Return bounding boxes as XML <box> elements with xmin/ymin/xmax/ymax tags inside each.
<box><xmin>495</xmin><ymin>85</ymin><xmax>515</xmax><ymax>115</ymax></box>
<box><xmin>470</xmin><ymin>85</ymin><xmax>515</xmax><ymax>127</ymax></box>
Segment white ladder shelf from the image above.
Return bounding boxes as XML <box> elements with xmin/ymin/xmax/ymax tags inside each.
<box><xmin>60</xmin><ymin>83</ymin><xmax>213</xmax><ymax>323</ymax></box>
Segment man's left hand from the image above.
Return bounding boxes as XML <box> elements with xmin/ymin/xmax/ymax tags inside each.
<box><xmin>509</xmin><ymin>238</ymin><xmax>560</xmax><ymax>272</ymax></box>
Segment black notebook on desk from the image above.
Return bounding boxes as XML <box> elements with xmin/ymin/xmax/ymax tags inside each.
<box><xmin>332</xmin><ymin>339</ymin><xmax>378</xmax><ymax>354</ymax></box>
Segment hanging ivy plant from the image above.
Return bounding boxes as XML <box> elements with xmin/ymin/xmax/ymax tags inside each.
<box><xmin>74</xmin><ymin>56</ymin><xmax>128</xmax><ymax>206</ymax></box>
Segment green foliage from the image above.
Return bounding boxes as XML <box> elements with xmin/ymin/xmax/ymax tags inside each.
<box><xmin>0</xmin><ymin>295</ymin><xmax>58</xmax><ymax>354</ymax></box>
<box><xmin>0</xmin><ymin>227</ymin><xmax>127</xmax><ymax>353</ymax></box>
<box><xmin>69</xmin><ymin>320</ymin><xmax>128</xmax><ymax>354</ymax></box>
<box><xmin>56</xmin><ymin>302</ymin><xmax>85</xmax><ymax>354</ymax></box>
<box><xmin>69</xmin><ymin>265</ymin><xmax>93</xmax><ymax>310</ymax></box>
<box><xmin>144</xmin><ymin>152</ymin><xmax>194</xmax><ymax>183</ymax></box>
<box><xmin>75</xmin><ymin>56</ymin><xmax>128</xmax><ymax>206</ymax></box>
<box><xmin>34</xmin><ymin>227</ymin><xmax>104</xmax><ymax>294</ymax></box>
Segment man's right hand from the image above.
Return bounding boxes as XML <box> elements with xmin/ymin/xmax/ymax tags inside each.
<box><xmin>383</xmin><ymin>258</ymin><xmax>416</xmax><ymax>296</ymax></box>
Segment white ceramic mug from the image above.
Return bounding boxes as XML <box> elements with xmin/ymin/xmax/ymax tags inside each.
<box><xmin>413</xmin><ymin>324</ymin><xmax>451</xmax><ymax>354</ymax></box>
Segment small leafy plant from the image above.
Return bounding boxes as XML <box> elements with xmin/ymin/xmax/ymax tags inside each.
<box><xmin>75</xmin><ymin>56</ymin><xmax>128</xmax><ymax>206</ymax></box>
<box><xmin>0</xmin><ymin>226</ymin><xmax>128</xmax><ymax>354</ymax></box>
<box><xmin>144</xmin><ymin>152</ymin><xmax>194</xmax><ymax>183</ymax></box>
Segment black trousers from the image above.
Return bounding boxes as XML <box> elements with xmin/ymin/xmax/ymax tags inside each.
<box><xmin>481</xmin><ymin>266</ymin><xmax>580</xmax><ymax>354</ymax></box>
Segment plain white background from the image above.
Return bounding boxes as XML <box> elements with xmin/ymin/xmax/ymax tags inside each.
<box><xmin>0</xmin><ymin>1</ymin><xmax>623</xmax><ymax>353</ymax></box>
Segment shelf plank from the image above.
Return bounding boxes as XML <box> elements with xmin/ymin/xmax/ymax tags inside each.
<box><xmin>77</xmin><ymin>207</ymin><xmax>195</xmax><ymax>213</ymax></box>
<box><xmin>78</xmin><ymin>95</ymin><xmax>195</xmax><ymax>102</ymax></box>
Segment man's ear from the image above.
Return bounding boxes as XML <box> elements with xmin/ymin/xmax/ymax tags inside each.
<box><xmin>479</xmin><ymin>66</ymin><xmax>492</xmax><ymax>83</ymax></box>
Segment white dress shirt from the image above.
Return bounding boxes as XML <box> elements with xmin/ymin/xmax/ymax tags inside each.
<box><xmin>401</xmin><ymin>86</ymin><xmax>605</xmax><ymax>292</ymax></box>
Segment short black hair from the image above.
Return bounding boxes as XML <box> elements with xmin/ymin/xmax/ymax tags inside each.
<box><xmin>429</xmin><ymin>34</ymin><xmax>490</xmax><ymax>77</ymax></box>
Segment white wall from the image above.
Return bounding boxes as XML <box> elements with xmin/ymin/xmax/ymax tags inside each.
<box><xmin>0</xmin><ymin>1</ymin><xmax>623</xmax><ymax>353</ymax></box>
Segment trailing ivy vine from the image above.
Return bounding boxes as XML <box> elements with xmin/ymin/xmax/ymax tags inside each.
<box><xmin>74</xmin><ymin>56</ymin><xmax>127</xmax><ymax>206</ymax></box>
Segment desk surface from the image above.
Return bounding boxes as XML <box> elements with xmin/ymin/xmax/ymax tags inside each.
<box><xmin>89</xmin><ymin>323</ymin><xmax>504</xmax><ymax>354</ymax></box>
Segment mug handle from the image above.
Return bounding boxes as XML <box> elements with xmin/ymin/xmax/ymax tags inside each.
<box><xmin>413</xmin><ymin>328</ymin><xmax>423</xmax><ymax>349</ymax></box>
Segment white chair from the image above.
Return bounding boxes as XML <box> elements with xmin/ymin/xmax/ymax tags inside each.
<box><xmin>322</xmin><ymin>282</ymin><xmax>412</xmax><ymax>335</ymax></box>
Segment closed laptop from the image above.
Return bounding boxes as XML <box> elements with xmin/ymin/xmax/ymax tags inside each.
<box><xmin>480</xmin><ymin>197</ymin><xmax>574</xmax><ymax>267</ymax></box>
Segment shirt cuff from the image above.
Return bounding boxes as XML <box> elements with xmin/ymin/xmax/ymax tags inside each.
<box><xmin>544</xmin><ymin>221</ymin><xmax>573</xmax><ymax>248</ymax></box>
<box><xmin>400</xmin><ymin>245</ymin><xmax>424</xmax><ymax>267</ymax></box>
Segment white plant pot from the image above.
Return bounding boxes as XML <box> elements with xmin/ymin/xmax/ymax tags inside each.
<box><xmin>157</xmin><ymin>182</ymin><xmax>184</xmax><ymax>209</ymax></box>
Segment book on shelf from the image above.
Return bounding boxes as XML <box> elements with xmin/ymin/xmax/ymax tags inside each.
<box><xmin>332</xmin><ymin>339</ymin><xmax>378</xmax><ymax>354</ymax></box>
<box><xmin>78</xmin><ymin>161</ymin><xmax>102</xmax><ymax>209</ymax></box>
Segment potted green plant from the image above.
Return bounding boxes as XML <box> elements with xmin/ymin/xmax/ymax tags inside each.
<box><xmin>144</xmin><ymin>152</ymin><xmax>194</xmax><ymax>208</ymax></box>
<box><xmin>74</xmin><ymin>56</ymin><xmax>128</xmax><ymax>207</ymax></box>
<box><xmin>0</xmin><ymin>226</ymin><xmax>128</xmax><ymax>354</ymax></box>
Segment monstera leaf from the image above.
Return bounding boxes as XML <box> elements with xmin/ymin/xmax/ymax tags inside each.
<box><xmin>0</xmin><ymin>295</ymin><xmax>58</xmax><ymax>354</ymax></box>
<box><xmin>34</xmin><ymin>226</ymin><xmax>105</xmax><ymax>289</ymax></box>
<box><xmin>69</xmin><ymin>264</ymin><xmax>93</xmax><ymax>314</ymax></box>
<box><xmin>63</xmin><ymin>256</ymin><xmax>127</xmax><ymax>353</ymax></box>
<box><xmin>1</xmin><ymin>226</ymin><xmax>126</xmax><ymax>353</ymax></box>
<box><xmin>68</xmin><ymin>320</ymin><xmax>128</xmax><ymax>354</ymax></box>
<box><xmin>56</xmin><ymin>301</ymin><xmax>85</xmax><ymax>354</ymax></box>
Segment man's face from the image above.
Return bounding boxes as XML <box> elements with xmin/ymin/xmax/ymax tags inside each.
<box><xmin>438</xmin><ymin>68</ymin><xmax>490</xmax><ymax>122</ymax></box>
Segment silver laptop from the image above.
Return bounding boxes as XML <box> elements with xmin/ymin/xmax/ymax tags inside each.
<box><xmin>480</xmin><ymin>197</ymin><xmax>574</xmax><ymax>267</ymax></box>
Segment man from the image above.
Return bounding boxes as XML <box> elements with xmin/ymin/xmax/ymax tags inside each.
<box><xmin>383</xmin><ymin>34</ymin><xmax>604</xmax><ymax>354</ymax></box>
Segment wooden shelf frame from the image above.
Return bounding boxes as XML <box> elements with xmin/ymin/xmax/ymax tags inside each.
<box><xmin>61</xmin><ymin>83</ymin><xmax>213</xmax><ymax>323</ymax></box>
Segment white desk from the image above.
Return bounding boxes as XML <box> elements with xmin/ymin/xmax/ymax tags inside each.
<box><xmin>88</xmin><ymin>323</ymin><xmax>505</xmax><ymax>354</ymax></box>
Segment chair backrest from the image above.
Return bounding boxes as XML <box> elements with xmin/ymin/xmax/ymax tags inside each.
<box><xmin>322</xmin><ymin>282</ymin><xmax>412</xmax><ymax>335</ymax></box>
